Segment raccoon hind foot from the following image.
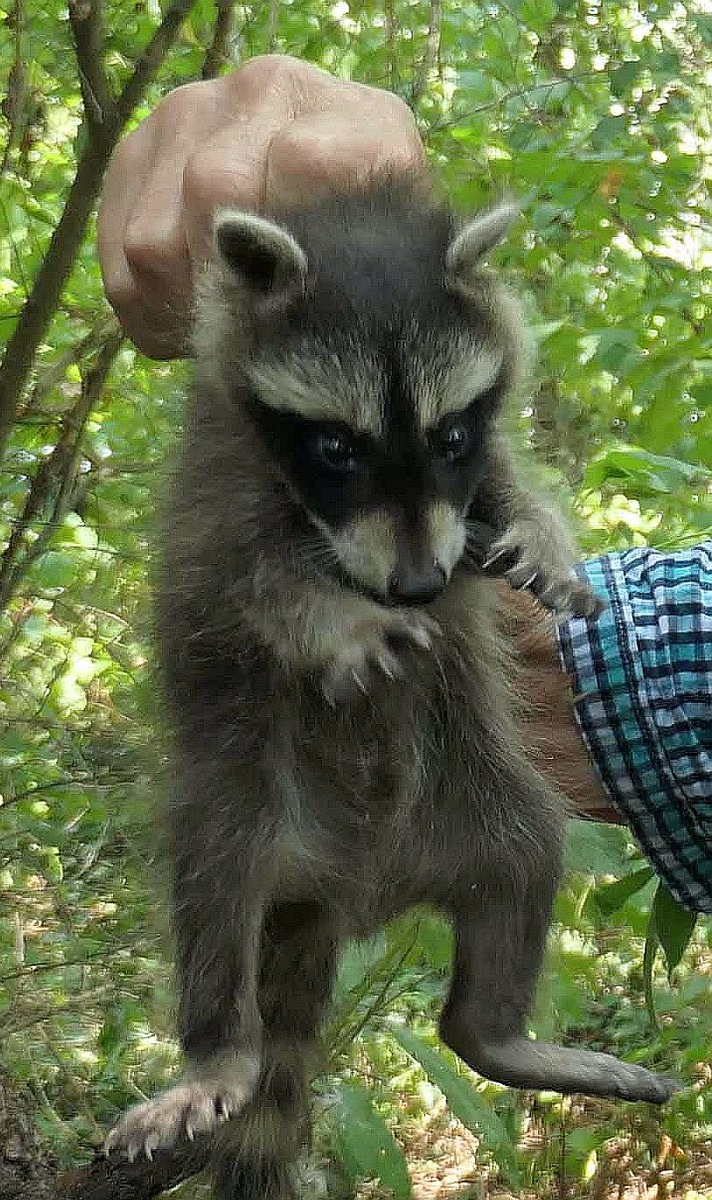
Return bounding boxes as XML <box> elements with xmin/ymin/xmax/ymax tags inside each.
<box><xmin>104</xmin><ymin>1053</ymin><xmax>260</xmax><ymax>1161</ymax></box>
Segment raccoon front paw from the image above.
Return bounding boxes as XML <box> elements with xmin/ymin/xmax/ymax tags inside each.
<box><xmin>104</xmin><ymin>1054</ymin><xmax>259</xmax><ymax>1161</ymax></box>
<box><xmin>322</xmin><ymin>609</ymin><xmax>439</xmax><ymax>705</ymax></box>
<box><xmin>483</xmin><ymin>521</ymin><xmax>603</xmax><ymax>619</ymax></box>
<box><xmin>537</xmin><ymin>577</ymin><xmax>605</xmax><ymax>619</ymax></box>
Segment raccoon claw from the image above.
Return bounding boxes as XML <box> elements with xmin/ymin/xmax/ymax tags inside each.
<box><xmin>482</xmin><ymin>546</ymin><xmax>518</xmax><ymax>573</ymax></box>
<box><xmin>539</xmin><ymin>580</ymin><xmax>605</xmax><ymax>619</ymax></box>
<box><xmin>322</xmin><ymin>611</ymin><xmax>439</xmax><ymax>704</ymax></box>
<box><xmin>104</xmin><ymin>1056</ymin><xmax>260</xmax><ymax>1158</ymax></box>
<box><xmin>484</xmin><ymin>522</ymin><xmax>602</xmax><ymax>619</ymax></box>
<box><xmin>515</xmin><ymin>570</ymin><xmax>540</xmax><ymax>592</ymax></box>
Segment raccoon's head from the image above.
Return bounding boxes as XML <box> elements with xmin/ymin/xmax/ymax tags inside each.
<box><xmin>204</xmin><ymin>185</ymin><xmax>524</xmax><ymax>607</ymax></box>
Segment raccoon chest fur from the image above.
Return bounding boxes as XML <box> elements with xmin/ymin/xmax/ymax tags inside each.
<box><xmin>266</xmin><ymin>592</ymin><xmax>509</xmax><ymax>928</ymax></box>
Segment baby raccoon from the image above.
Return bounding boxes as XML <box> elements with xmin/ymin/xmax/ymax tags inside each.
<box><xmin>106</xmin><ymin>179</ymin><xmax>676</xmax><ymax>1197</ymax></box>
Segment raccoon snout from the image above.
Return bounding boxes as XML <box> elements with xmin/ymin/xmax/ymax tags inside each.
<box><xmin>387</xmin><ymin>562</ymin><xmax>447</xmax><ymax>606</ymax></box>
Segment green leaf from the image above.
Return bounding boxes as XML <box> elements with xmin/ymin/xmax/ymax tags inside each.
<box><xmin>651</xmin><ymin>882</ymin><xmax>697</xmax><ymax>978</ymax></box>
<box><xmin>591</xmin><ymin>328</ymin><xmax>640</xmax><ymax>372</ymax></box>
<box><xmin>390</xmin><ymin>1026</ymin><xmax>518</xmax><ymax>1178</ymax></box>
<box><xmin>332</xmin><ymin>1082</ymin><xmax>411</xmax><ymax>1199</ymax></box>
<box><xmin>34</xmin><ymin>550</ymin><xmax>79</xmax><ymax>590</ymax></box>
<box><xmin>590</xmin><ymin>115</ymin><xmax>626</xmax><ymax>151</ymax></box>
<box><xmin>593</xmin><ymin>867</ymin><xmax>656</xmax><ymax>917</ymax></box>
<box><xmin>584</xmin><ymin>446</ymin><xmax>709</xmax><ymax>494</ymax></box>
<box><xmin>564</xmin><ymin>819</ymin><xmax>631</xmax><ymax>877</ymax></box>
<box><xmin>643</xmin><ymin>916</ymin><xmax>661</xmax><ymax>1031</ymax></box>
<box><xmin>610</xmin><ymin>61</ymin><xmax>640</xmax><ymax>95</ymax></box>
<box><xmin>693</xmin><ymin>13</ymin><xmax>712</xmax><ymax>45</ymax></box>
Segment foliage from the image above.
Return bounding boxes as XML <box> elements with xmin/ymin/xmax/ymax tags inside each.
<box><xmin>0</xmin><ymin>0</ymin><xmax>711</xmax><ymax>1194</ymax></box>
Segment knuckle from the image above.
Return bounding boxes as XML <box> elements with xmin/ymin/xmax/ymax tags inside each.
<box><xmin>154</xmin><ymin>78</ymin><xmax>217</xmax><ymax>128</ymax></box>
<box><xmin>123</xmin><ymin>214</ymin><xmax>182</xmax><ymax>277</ymax></box>
<box><xmin>100</xmin><ymin>264</ymin><xmax>138</xmax><ymax>317</ymax></box>
<box><xmin>224</xmin><ymin>54</ymin><xmax>304</xmax><ymax>105</ymax></box>
<box><xmin>381</xmin><ymin>89</ymin><xmax>420</xmax><ymax>134</ymax></box>
<box><xmin>181</xmin><ymin>144</ymin><xmax>224</xmax><ymax>216</ymax></box>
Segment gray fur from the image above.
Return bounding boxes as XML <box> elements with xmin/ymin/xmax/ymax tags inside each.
<box><xmin>105</xmin><ymin>180</ymin><xmax>676</xmax><ymax>1198</ymax></box>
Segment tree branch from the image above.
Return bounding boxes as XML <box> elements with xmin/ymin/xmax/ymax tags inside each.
<box><xmin>0</xmin><ymin>329</ymin><xmax>122</xmax><ymax>611</ymax></box>
<box><xmin>201</xmin><ymin>0</ymin><xmax>235</xmax><ymax>79</ymax></box>
<box><xmin>267</xmin><ymin>0</ymin><xmax>278</xmax><ymax>52</ymax></box>
<box><xmin>0</xmin><ymin>1</ymin><xmax>26</xmax><ymax>181</ymax></box>
<box><xmin>21</xmin><ymin>316</ymin><xmax>121</xmax><ymax>419</ymax></box>
<box><xmin>68</xmin><ymin>0</ymin><xmax>114</xmax><ymax>129</ymax></box>
<box><xmin>384</xmin><ymin>0</ymin><xmax>396</xmax><ymax>89</ymax></box>
<box><xmin>410</xmin><ymin>0</ymin><xmax>441</xmax><ymax>108</ymax></box>
<box><xmin>0</xmin><ymin>0</ymin><xmax>197</xmax><ymax>466</ymax></box>
<box><xmin>113</xmin><ymin>0</ymin><xmax>198</xmax><ymax>128</ymax></box>
<box><xmin>55</xmin><ymin>1142</ymin><xmax>212</xmax><ymax>1200</ymax></box>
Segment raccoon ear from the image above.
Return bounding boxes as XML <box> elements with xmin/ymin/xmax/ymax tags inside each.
<box><xmin>445</xmin><ymin>201</ymin><xmax>518</xmax><ymax>292</ymax></box>
<box><xmin>213</xmin><ymin>210</ymin><xmax>307</xmax><ymax>299</ymax></box>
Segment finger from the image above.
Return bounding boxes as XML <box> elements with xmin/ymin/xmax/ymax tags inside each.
<box><xmin>182</xmin><ymin>57</ymin><xmax>313</xmax><ymax>265</ymax></box>
<box><xmin>184</xmin><ymin>60</ymin><xmax>426</xmax><ymax>263</ymax></box>
<box><xmin>182</xmin><ymin>117</ymin><xmax>281</xmax><ymax>268</ymax></box>
<box><xmin>97</xmin><ymin>122</ymin><xmax>160</xmax><ymax>345</ymax></box>
<box><xmin>265</xmin><ymin>97</ymin><xmax>426</xmax><ymax>209</ymax></box>
<box><xmin>99</xmin><ymin>81</ymin><xmax>228</xmax><ymax>357</ymax></box>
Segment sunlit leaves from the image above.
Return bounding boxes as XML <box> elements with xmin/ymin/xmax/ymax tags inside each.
<box><xmin>1</xmin><ymin>0</ymin><xmax>711</xmax><ymax>1183</ymax></box>
<box><xmin>332</xmin><ymin>1081</ymin><xmax>412</xmax><ymax>1199</ymax></box>
<box><xmin>391</xmin><ymin>1025</ymin><xmax>519</xmax><ymax>1178</ymax></box>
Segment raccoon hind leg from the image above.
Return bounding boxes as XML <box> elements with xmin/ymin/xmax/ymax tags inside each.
<box><xmin>214</xmin><ymin>900</ymin><xmax>339</xmax><ymax>1200</ymax></box>
<box><xmin>439</xmin><ymin>781</ymin><xmax>677</xmax><ymax>1103</ymax></box>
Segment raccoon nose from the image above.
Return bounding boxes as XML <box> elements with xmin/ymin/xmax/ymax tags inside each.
<box><xmin>388</xmin><ymin>562</ymin><xmax>447</xmax><ymax>606</ymax></box>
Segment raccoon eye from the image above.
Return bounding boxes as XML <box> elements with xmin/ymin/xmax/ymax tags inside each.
<box><xmin>316</xmin><ymin>431</ymin><xmax>358</xmax><ymax>472</ymax></box>
<box><xmin>440</xmin><ymin>423</ymin><xmax>470</xmax><ymax>463</ymax></box>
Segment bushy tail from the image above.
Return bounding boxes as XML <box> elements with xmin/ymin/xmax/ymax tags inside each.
<box><xmin>212</xmin><ymin>1048</ymin><xmax>308</xmax><ymax>1200</ymax></box>
<box><xmin>214</xmin><ymin>1153</ymin><xmax>298</xmax><ymax>1200</ymax></box>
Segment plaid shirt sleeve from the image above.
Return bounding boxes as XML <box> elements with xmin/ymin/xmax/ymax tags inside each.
<box><xmin>556</xmin><ymin>542</ymin><xmax>712</xmax><ymax>914</ymax></box>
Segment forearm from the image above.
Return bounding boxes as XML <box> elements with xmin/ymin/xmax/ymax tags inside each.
<box><xmin>504</xmin><ymin>540</ymin><xmax>712</xmax><ymax>916</ymax></box>
<box><xmin>501</xmin><ymin>587</ymin><xmax>618</xmax><ymax>820</ymax></box>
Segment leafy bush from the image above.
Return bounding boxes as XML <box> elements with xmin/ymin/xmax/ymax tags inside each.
<box><xmin>0</xmin><ymin>0</ymin><xmax>710</xmax><ymax>1192</ymax></box>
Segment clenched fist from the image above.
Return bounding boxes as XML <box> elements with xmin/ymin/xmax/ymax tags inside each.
<box><xmin>98</xmin><ymin>55</ymin><xmax>425</xmax><ymax>357</ymax></box>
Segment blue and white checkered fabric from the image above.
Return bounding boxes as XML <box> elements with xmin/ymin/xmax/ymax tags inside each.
<box><xmin>557</xmin><ymin>543</ymin><xmax>712</xmax><ymax>914</ymax></box>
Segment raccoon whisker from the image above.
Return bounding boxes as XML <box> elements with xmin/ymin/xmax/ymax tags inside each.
<box><xmin>301</xmin><ymin>545</ymin><xmax>339</xmax><ymax>567</ymax></box>
<box><xmin>300</xmin><ymin>552</ymin><xmax>342</xmax><ymax>582</ymax></box>
<box><xmin>296</xmin><ymin>534</ymin><xmax>341</xmax><ymax>573</ymax></box>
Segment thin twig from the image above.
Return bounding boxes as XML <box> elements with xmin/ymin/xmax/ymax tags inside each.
<box><xmin>0</xmin><ymin>0</ymin><xmax>197</xmax><ymax>465</ymax></box>
<box><xmin>426</xmin><ymin>72</ymin><xmax>601</xmax><ymax>134</ymax></box>
<box><xmin>0</xmin><ymin>943</ymin><xmax>135</xmax><ymax>984</ymax></box>
<box><xmin>20</xmin><ymin>318</ymin><xmax>121</xmax><ymax>420</ymax></box>
<box><xmin>267</xmin><ymin>0</ymin><xmax>278</xmax><ymax>52</ymax></box>
<box><xmin>201</xmin><ymin>0</ymin><xmax>234</xmax><ymax>79</ymax></box>
<box><xmin>410</xmin><ymin>0</ymin><xmax>441</xmax><ymax>108</ymax></box>
<box><xmin>607</xmin><ymin>206</ymin><xmax>704</xmax><ymax>336</ymax></box>
<box><xmin>0</xmin><ymin>0</ymin><xmax>25</xmax><ymax>180</ymax></box>
<box><xmin>0</xmin><ymin>330</ymin><xmax>122</xmax><ymax>612</ymax></box>
<box><xmin>67</xmin><ymin>0</ymin><xmax>114</xmax><ymax>129</ymax></box>
<box><xmin>384</xmin><ymin>0</ymin><xmax>396</xmax><ymax>90</ymax></box>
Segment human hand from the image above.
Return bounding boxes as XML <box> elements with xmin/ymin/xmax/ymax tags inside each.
<box><xmin>98</xmin><ymin>55</ymin><xmax>426</xmax><ymax>357</ymax></box>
